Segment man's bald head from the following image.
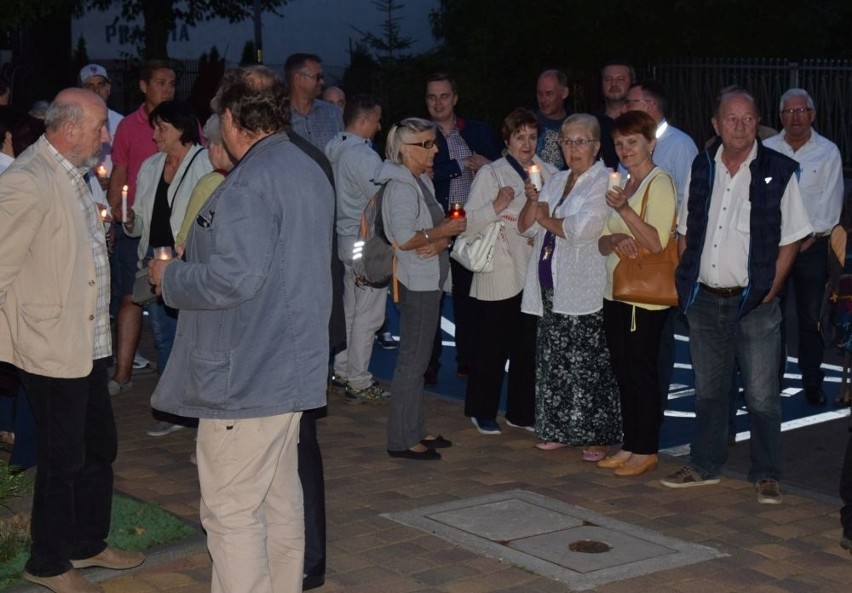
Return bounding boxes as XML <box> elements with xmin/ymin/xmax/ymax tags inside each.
<box><xmin>45</xmin><ymin>88</ymin><xmax>109</xmax><ymax>168</ymax></box>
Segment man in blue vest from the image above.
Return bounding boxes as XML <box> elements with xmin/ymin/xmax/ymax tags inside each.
<box><xmin>661</xmin><ymin>89</ymin><xmax>811</xmax><ymax>505</ymax></box>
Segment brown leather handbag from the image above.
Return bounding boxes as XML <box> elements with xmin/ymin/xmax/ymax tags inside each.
<box><xmin>612</xmin><ymin>184</ymin><xmax>679</xmax><ymax>307</ymax></box>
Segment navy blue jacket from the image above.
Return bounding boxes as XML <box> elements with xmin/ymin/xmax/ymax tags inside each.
<box><xmin>432</xmin><ymin>117</ymin><xmax>502</xmax><ymax>211</ymax></box>
<box><xmin>676</xmin><ymin>138</ymin><xmax>799</xmax><ymax>318</ymax></box>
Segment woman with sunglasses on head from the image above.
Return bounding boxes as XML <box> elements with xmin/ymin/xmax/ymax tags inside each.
<box><xmin>461</xmin><ymin>108</ymin><xmax>555</xmax><ymax>436</ymax></box>
<box><xmin>376</xmin><ymin>118</ymin><xmax>466</xmax><ymax>460</ymax></box>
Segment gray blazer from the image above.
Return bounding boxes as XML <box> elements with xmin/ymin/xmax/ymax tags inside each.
<box><xmin>151</xmin><ymin>132</ymin><xmax>334</xmax><ymax>419</ymax></box>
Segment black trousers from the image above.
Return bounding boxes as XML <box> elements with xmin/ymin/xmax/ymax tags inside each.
<box><xmin>450</xmin><ymin>260</ymin><xmax>475</xmax><ymax>370</ymax></box>
<box><xmin>20</xmin><ymin>358</ymin><xmax>117</xmax><ymax>577</ymax></box>
<box><xmin>299</xmin><ymin>408</ymin><xmax>326</xmax><ymax>578</ymax></box>
<box><xmin>603</xmin><ymin>300</ymin><xmax>667</xmax><ymax>455</ymax></box>
<box><xmin>464</xmin><ymin>292</ymin><xmax>537</xmax><ymax>426</ymax></box>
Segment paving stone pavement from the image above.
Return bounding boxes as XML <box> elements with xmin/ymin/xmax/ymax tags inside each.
<box><xmin>24</xmin><ymin>370</ymin><xmax>852</xmax><ymax>592</ymax></box>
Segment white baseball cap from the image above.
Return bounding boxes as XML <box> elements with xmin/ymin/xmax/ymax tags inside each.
<box><xmin>80</xmin><ymin>64</ymin><xmax>110</xmax><ymax>85</ymax></box>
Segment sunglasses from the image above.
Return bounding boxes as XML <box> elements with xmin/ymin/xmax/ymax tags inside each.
<box><xmin>404</xmin><ymin>140</ymin><xmax>436</xmax><ymax>149</ymax></box>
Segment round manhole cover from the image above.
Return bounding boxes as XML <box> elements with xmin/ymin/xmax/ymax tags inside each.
<box><xmin>568</xmin><ymin>540</ymin><xmax>612</xmax><ymax>554</ymax></box>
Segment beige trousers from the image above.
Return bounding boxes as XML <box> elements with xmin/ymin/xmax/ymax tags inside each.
<box><xmin>197</xmin><ymin>412</ymin><xmax>304</xmax><ymax>593</ymax></box>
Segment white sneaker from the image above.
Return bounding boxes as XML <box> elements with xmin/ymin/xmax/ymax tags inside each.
<box><xmin>132</xmin><ymin>353</ymin><xmax>151</xmax><ymax>369</ymax></box>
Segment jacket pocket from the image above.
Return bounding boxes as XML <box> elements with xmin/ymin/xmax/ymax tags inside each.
<box><xmin>187</xmin><ymin>351</ymin><xmax>231</xmax><ymax>408</ymax></box>
<box><xmin>17</xmin><ymin>303</ymin><xmax>63</xmax><ymax>357</ymax></box>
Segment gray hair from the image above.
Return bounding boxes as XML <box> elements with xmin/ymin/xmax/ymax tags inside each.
<box><xmin>384</xmin><ymin>117</ymin><xmax>436</xmax><ymax>164</ymax></box>
<box><xmin>44</xmin><ymin>99</ymin><xmax>84</xmax><ymax>132</ymax></box>
<box><xmin>561</xmin><ymin>113</ymin><xmax>601</xmax><ymax>142</ymax></box>
<box><xmin>779</xmin><ymin>88</ymin><xmax>815</xmax><ymax>112</ymax></box>
<box><xmin>203</xmin><ymin>113</ymin><xmax>222</xmax><ymax>145</ymax></box>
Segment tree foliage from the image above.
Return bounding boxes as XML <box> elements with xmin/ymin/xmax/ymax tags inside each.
<box><xmin>84</xmin><ymin>0</ymin><xmax>290</xmax><ymax>59</ymax></box>
<box><xmin>423</xmin><ymin>0</ymin><xmax>852</xmax><ymax>131</ymax></box>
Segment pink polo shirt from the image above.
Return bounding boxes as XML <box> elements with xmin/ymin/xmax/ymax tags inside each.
<box><xmin>111</xmin><ymin>103</ymin><xmax>156</xmax><ymax>206</ymax></box>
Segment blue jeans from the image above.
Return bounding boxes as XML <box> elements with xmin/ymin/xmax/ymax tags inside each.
<box><xmin>142</xmin><ymin>250</ymin><xmax>178</xmax><ymax>374</ymax></box>
<box><xmin>686</xmin><ymin>289</ymin><xmax>782</xmax><ymax>482</ymax></box>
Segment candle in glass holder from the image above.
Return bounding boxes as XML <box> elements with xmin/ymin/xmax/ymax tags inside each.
<box><xmin>121</xmin><ymin>185</ymin><xmax>128</xmax><ymax>222</ymax></box>
<box><xmin>528</xmin><ymin>164</ymin><xmax>542</xmax><ymax>191</ymax></box>
<box><xmin>153</xmin><ymin>247</ymin><xmax>173</xmax><ymax>261</ymax></box>
<box><xmin>96</xmin><ymin>165</ymin><xmax>108</xmax><ymax>179</ymax></box>
<box><xmin>608</xmin><ymin>171</ymin><xmax>623</xmax><ymax>191</ymax></box>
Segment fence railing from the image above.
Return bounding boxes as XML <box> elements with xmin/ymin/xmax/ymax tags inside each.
<box><xmin>648</xmin><ymin>58</ymin><xmax>852</xmax><ymax>173</ymax></box>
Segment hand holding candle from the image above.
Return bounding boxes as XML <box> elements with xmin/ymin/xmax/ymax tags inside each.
<box><xmin>121</xmin><ymin>185</ymin><xmax>128</xmax><ymax>223</ymax></box>
<box><xmin>528</xmin><ymin>164</ymin><xmax>542</xmax><ymax>191</ymax></box>
<box><xmin>607</xmin><ymin>171</ymin><xmax>623</xmax><ymax>191</ymax></box>
<box><xmin>153</xmin><ymin>246</ymin><xmax>174</xmax><ymax>261</ymax></box>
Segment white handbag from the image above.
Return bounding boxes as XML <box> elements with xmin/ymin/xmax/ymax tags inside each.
<box><xmin>450</xmin><ymin>220</ymin><xmax>503</xmax><ymax>273</ymax></box>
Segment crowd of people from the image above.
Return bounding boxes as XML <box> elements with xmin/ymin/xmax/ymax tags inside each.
<box><xmin>0</xmin><ymin>53</ymin><xmax>850</xmax><ymax>593</ymax></box>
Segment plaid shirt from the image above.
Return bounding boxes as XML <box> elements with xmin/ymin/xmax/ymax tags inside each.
<box><xmin>289</xmin><ymin>99</ymin><xmax>343</xmax><ymax>151</ymax></box>
<box><xmin>44</xmin><ymin>137</ymin><xmax>112</xmax><ymax>360</ymax></box>
<box><xmin>443</xmin><ymin>125</ymin><xmax>474</xmax><ymax>207</ymax></box>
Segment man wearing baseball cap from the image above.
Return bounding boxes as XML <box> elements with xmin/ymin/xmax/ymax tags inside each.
<box><xmin>79</xmin><ymin>64</ymin><xmax>123</xmax><ymax>174</ymax></box>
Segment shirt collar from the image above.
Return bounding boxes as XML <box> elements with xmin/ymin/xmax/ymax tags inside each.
<box><xmin>43</xmin><ymin>136</ymin><xmax>89</xmax><ymax>177</ymax></box>
<box><xmin>655</xmin><ymin>119</ymin><xmax>668</xmax><ymax>139</ymax></box>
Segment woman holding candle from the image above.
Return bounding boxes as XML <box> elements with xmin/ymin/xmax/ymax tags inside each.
<box><xmin>518</xmin><ymin>114</ymin><xmax>621</xmax><ymax>461</ymax></box>
<box><xmin>123</xmin><ymin>100</ymin><xmax>211</xmax><ymax>387</ymax></box>
<box><xmin>597</xmin><ymin>110</ymin><xmax>676</xmax><ymax>476</ymax></box>
<box><xmin>460</xmin><ymin>108</ymin><xmax>555</xmax><ymax>435</ymax></box>
<box><xmin>376</xmin><ymin>118</ymin><xmax>466</xmax><ymax>460</ymax></box>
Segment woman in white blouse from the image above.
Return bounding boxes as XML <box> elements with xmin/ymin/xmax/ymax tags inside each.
<box><xmin>461</xmin><ymin>108</ymin><xmax>555</xmax><ymax>435</ymax></box>
<box><xmin>519</xmin><ymin>114</ymin><xmax>621</xmax><ymax>462</ymax></box>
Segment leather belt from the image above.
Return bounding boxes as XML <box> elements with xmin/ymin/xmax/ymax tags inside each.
<box><xmin>699</xmin><ymin>283</ymin><xmax>745</xmax><ymax>298</ymax></box>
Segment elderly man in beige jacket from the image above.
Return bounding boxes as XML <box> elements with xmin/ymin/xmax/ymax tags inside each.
<box><xmin>0</xmin><ymin>88</ymin><xmax>143</xmax><ymax>593</ymax></box>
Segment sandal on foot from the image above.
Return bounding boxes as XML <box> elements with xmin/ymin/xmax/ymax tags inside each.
<box><xmin>582</xmin><ymin>448</ymin><xmax>606</xmax><ymax>462</ymax></box>
<box><xmin>535</xmin><ymin>441</ymin><xmax>568</xmax><ymax>451</ymax></box>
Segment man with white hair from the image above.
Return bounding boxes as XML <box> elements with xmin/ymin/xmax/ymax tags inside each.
<box><xmin>0</xmin><ymin>88</ymin><xmax>144</xmax><ymax>593</ymax></box>
<box><xmin>764</xmin><ymin>88</ymin><xmax>844</xmax><ymax>406</ymax></box>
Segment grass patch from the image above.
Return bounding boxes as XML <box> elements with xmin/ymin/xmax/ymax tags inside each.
<box><xmin>0</xmin><ymin>472</ymin><xmax>197</xmax><ymax>590</ymax></box>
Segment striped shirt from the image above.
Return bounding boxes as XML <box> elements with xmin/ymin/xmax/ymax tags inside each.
<box><xmin>44</xmin><ymin>137</ymin><xmax>112</xmax><ymax>360</ymax></box>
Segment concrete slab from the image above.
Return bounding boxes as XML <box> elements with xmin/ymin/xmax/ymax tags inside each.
<box><xmin>383</xmin><ymin>489</ymin><xmax>727</xmax><ymax>591</ymax></box>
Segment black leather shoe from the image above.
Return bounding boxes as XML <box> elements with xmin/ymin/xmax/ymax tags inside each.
<box><xmin>805</xmin><ymin>387</ymin><xmax>826</xmax><ymax>406</ymax></box>
<box><xmin>421</xmin><ymin>434</ymin><xmax>452</xmax><ymax>448</ymax></box>
<box><xmin>387</xmin><ymin>447</ymin><xmax>441</xmax><ymax>460</ymax></box>
<box><xmin>303</xmin><ymin>572</ymin><xmax>325</xmax><ymax>590</ymax></box>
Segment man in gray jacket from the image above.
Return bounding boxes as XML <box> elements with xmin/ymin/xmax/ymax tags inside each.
<box><xmin>148</xmin><ymin>66</ymin><xmax>333</xmax><ymax>593</ymax></box>
<box><xmin>325</xmin><ymin>94</ymin><xmax>389</xmax><ymax>404</ymax></box>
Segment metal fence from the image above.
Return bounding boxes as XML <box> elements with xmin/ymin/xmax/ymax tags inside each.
<box><xmin>647</xmin><ymin>58</ymin><xmax>852</xmax><ymax>173</ymax></box>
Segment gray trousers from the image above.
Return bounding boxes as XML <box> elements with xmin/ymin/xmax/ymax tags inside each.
<box><xmin>387</xmin><ymin>283</ymin><xmax>441</xmax><ymax>451</ymax></box>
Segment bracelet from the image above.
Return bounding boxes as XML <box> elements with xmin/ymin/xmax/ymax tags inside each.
<box><xmin>423</xmin><ymin>228</ymin><xmax>431</xmax><ymax>242</ymax></box>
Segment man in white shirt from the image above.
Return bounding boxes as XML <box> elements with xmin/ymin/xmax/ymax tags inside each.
<box><xmin>663</xmin><ymin>89</ymin><xmax>812</xmax><ymax>505</ymax></box>
<box><xmin>764</xmin><ymin>88</ymin><xmax>844</xmax><ymax>406</ymax></box>
<box><xmin>625</xmin><ymin>80</ymin><xmax>698</xmax><ymax>207</ymax></box>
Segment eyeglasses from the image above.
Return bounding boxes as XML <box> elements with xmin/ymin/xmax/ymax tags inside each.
<box><xmin>780</xmin><ymin>107</ymin><xmax>813</xmax><ymax>116</ymax></box>
<box><xmin>299</xmin><ymin>71</ymin><xmax>324</xmax><ymax>81</ymax></box>
<box><xmin>405</xmin><ymin>140</ymin><xmax>436</xmax><ymax>149</ymax></box>
<box><xmin>559</xmin><ymin>138</ymin><xmax>596</xmax><ymax>148</ymax></box>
